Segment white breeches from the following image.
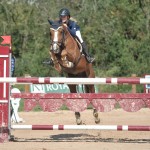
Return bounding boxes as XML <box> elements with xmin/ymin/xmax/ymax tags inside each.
<box><xmin>76</xmin><ymin>30</ymin><xmax>83</xmax><ymax>43</ymax></box>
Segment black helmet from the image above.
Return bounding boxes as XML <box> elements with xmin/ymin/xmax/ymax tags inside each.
<box><xmin>59</xmin><ymin>8</ymin><xmax>70</xmax><ymax>17</ymax></box>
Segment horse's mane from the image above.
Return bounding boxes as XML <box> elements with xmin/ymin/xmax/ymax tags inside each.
<box><xmin>70</xmin><ymin>17</ymin><xmax>77</xmax><ymax>22</ymax></box>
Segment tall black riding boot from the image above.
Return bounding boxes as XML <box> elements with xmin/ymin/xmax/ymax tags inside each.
<box><xmin>81</xmin><ymin>42</ymin><xmax>95</xmax><ymax>63</ymax></box>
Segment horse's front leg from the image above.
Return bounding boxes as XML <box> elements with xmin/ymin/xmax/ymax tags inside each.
<box><xmin>61</xmin><ymin>50</ymin><xmax>74</xmax><ymax>68</ymax></box>
<box><xmin>49</xmin><ymin>51</ymin><xmax>62</xmax><ymax>73</ymax></box>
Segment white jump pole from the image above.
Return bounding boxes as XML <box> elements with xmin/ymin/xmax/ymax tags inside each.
<box><xmin>11</xmin><ymin>125</ymin><xmax>150</xmax><ymax>131</ymax></box>
<box><xmin>0</xmin><ymin>77</ymin><xmax>150</xmax><ymax>84</ymax></box>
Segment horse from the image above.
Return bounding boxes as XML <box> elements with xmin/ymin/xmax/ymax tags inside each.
<box><xmin>48</xmin><ymin>20</ymin><xmax>100</xmax><ymax>125</ymax></box>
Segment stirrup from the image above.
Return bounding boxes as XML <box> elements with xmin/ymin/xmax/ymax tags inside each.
<box><xmin>86</xmin><ymin>56</ymin><xmax>95</xmax><ymax>63</ymax></box>
<box><xmin>90</xmin><ymin>57</ymin><xmax>95</xmax><ymax>63</ymax></box>
<box><xmin>42</xmin><ymin>59</ymin><xmax>54</xmax><ymax>65</ymax></box>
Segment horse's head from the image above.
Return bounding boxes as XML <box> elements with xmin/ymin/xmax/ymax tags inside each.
<box><xmin>48</xmin><ymin>20</ymin><xmax>65</xmax><ymax>54</ymax></box>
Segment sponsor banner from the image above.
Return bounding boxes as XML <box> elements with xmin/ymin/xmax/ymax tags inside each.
<box><xmin>30</xmin><ymin>84</ymin><xmax>98</xmax><ymax>93</ymax></box>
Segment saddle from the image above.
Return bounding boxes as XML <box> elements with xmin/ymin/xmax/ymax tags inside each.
<box><xmin>75</xmin><ymin>38</ymin><xmax>83</xmax><ymax>53</ymax></box>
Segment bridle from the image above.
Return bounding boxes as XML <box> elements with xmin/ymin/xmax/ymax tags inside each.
<box><xmin>50</xmin><ymin>26</ymin><xmax>65</xmax><ymax>53</ymax></box>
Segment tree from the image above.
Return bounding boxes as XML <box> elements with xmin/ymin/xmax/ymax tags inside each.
<box><xmin>0</xmin><ymin>0</ymin><xmax>149</xmax><ymax>79</ymax></box>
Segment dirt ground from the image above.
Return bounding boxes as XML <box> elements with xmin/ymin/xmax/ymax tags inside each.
<box><xmin>0</xmin><ymin>108</ymin><xmax>150</xmax><ymax>150</ymax></box>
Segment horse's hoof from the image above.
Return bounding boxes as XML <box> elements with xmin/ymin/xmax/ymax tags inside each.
<box><xmin>76</xmin><ymin>119</ymin><xmax>82</xmax><ymax>125</ymax></box>
<box><xmin>93</xmin><ymin>112</ymin><xmax>99</xmax><ymax>118</ymax></box>
<box><xmin>95</xmin><ymin>118</ymin><xmax>100</xmax><ymax>124</ymax></box>
<box><xmin>93</xmin><ymin>111</ymin><xmax>100</xmax><ymax>124</ymax></box>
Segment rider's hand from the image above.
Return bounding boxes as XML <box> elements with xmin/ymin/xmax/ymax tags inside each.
<box><xmin>63</xmin><ymin>23</ymin><xmax>67</xmax><ymax>27</ymax></box>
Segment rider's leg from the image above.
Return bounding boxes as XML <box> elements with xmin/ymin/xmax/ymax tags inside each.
<box><xmin>76</xmin><ymin>30</ymin><xmax>95</xmax><ymax>63</ymax></box>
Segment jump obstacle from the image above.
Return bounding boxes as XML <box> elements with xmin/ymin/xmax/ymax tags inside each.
<box><xmin>0</xmin><ymin>39</ymin><xmax>150</xmax><ymax>143</ymax></box>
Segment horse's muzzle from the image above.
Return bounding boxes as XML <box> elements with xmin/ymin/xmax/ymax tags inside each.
<box><xmin>51</xmin><ymin>46</ymin><xmax>60</xmax><ymax>54</ymax></box>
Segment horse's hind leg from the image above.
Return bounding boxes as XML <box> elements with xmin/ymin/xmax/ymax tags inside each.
<box><xmin>86</xmin><ymin>85</ymin><xmax>100</xmax><ymax>124</ymax></box>
<box><xmin>70</xmin><ymin>84</ymin><xmax>82</xmax><ymax>125</ymax></box>
<box><xmin>93</xmin><ymin>109</ymin><xmax>100</xmax><ymax>124</ymax></box>
<box><xmin>90</xmin><ymin>85</ymin><xmax>100</xmax><ymax>124</ymax></box>
<box><xmin>67</xmin><ymin>78</ymin><xmax>82</xmax><ymax>125</ymax></box>
<box><xmin>75</xmin><ymin>112</ymin><xmax>82</xmax><ymax>125</ymax></box>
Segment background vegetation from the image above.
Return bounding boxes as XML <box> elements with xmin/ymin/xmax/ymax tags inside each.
<box><xmin>0</xmin><ymin>0</ymin><xmax>150</xmax><ymax>92</ymax></box>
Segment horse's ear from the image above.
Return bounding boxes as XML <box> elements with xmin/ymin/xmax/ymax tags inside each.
<box><xmin>48</xmin><ymin>19</ymin><xmax>53</xmax><ymax>25</ymax></box>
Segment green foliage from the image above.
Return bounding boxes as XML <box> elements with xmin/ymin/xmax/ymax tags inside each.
<box><xmin>0</xmin><ymin>0</ymin><xmax>150</xmax><ymax>92</ymax></box>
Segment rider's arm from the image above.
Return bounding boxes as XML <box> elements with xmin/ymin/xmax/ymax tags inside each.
<box><xmin>67</xmin><ymin>20</ymin><xmax>79</xmax><ymax>37</ymax></box>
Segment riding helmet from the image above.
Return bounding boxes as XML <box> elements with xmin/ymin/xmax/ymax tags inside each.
<box><xmin>59</xmin><ymin>8</ymin><xmax>70</xmax><ymax>17</ymax></box>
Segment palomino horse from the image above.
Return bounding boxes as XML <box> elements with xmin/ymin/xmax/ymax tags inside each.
<box><xmin>48</xmin><ymin>20</ymin><xmax>100</xmax><ymax>125</ymax></box>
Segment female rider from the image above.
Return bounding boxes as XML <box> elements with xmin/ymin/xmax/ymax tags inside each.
<box><xmin>58</xmin><ymin>8</ymin><xmax>95</xmax><ymax>63</ymax></box>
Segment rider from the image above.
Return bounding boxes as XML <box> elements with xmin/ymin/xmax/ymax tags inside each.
<box><xmin>58</xmin><ymin>8</ymin><xmax>95</xmax><ymax>63</ymax></box>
